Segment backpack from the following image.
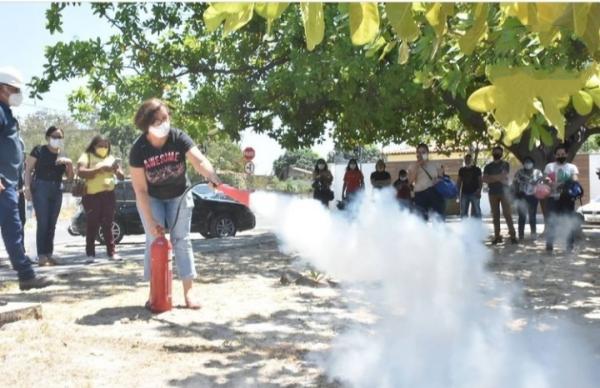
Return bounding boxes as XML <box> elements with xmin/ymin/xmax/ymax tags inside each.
<box><xmin>562</xmin><ymin>180</ymin><xmax>584</xmax><ymax>202</ymax></box>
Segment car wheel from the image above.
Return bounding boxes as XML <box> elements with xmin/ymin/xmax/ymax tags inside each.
<box><xmin>210</xmin><ymin>214</ymin><xmax>236</xmax><ymax>238</ymax></box>
<box><xmin>199</xmin><ymin>230</ymin><xmax>214</xmax><ymax>239</ymax></box>
<box><xmin>67</xmin><ymin>225</ymin><xmax>79</xmax><ymax>236</ymax></box>
<box><xmin>97</xmin><ymin>221</ymin><xmax>124</xmax><ymax>245</ymax></box>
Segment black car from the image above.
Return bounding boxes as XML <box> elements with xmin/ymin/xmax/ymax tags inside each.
<box><xmin>68</xmin><ymin>180</ymin><xmax>256</xmax><ymax>244</ymax></box>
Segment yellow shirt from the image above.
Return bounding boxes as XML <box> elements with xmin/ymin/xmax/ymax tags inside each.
<box><xmin>77</xmin><ymin>153</ymin><xmax>116</xmax><ymax>195</ymax></box>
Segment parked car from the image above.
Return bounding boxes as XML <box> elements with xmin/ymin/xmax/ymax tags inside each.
<box><xmin>577</xmin><ymin>196</ymin><xmax>600</xmax><ymax>224</ymax></box>
<box><xmin>68</xmin><ymin>180</ymin><xmax>256</xmax><ymax>244</ymax></box>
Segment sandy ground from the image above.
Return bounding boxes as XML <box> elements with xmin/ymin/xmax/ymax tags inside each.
<box><xmin>0</xmin><ymin>221</ymin><xmax>599</xmax><ymax>387</ymax></box>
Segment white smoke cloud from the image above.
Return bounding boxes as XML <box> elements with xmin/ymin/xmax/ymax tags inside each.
<box><xmin>250</xmin><ymin>189</ymin><xmax>599</xmax><ymax>388</ymax></box>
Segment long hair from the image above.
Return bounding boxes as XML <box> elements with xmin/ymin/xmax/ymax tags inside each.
<box><xmin>314</xmin><ymin>158</ymin><xmax>328</xmax><ymax>173</ymax></box>
<box><xmin>85</xmin><ymin>134</ymin><xmax>111</xmax><ymax>155</ymax></box>
<box><xmin>346</xmin><ymin>158</ymin><xmax>359</xmax><ymax>172</ymax></box>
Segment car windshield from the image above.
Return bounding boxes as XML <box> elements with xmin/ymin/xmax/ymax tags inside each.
<box><xmin>192</xmin><ymin>184</ymin><xmax>232</xmax><ymax>201</ymax></box>
<box><xmin>192</xmin><ymin>184</ymin><xmax>213</xmax><ymax>196</ymax></box>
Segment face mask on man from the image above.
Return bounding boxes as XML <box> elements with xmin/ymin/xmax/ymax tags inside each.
<box><xmin>349</xmin><ymin>163</ymin><xmax>357</xmax><ymax>169</ymax></box>
<box><xmin>149</xmin><ymin>120</ymin><xmax>170</xmax><ymax>138</ymax></box>
<box><xmin>399</xmin><ymin>176</ymin><xmax>407</xmax><ymax>182</ymax></box>
<box><xmin>524</xmin><ymin>162</ymin><xmax>534</xmax><ymax>170</ymax></box>
<box><xmin>556</xmin><ymin>156</ymin><xmax>567</xmax><ymax>164</ymax></box>
<box><xmin>96</xmin><ymin>147</ymin><xmax>109</xmax><ymax>158</ymax></box>
<box><xmin>49</xmin><ymin>138</ymin><xmax>63</xmax><ymax>149</ymax></box>
<box><xmin>317</xmin><ymin>163</ymin><xmax>325</xmax><ymax>170</ymax></box>
<box><xmin>421</xmin><ymin>153</ymin><xmax>429</xmax><ymax>161</ymax></box>
<box><xmin>8</xmin><ymin>92</ymin><xmax>23</xmax><ymax>107</ymax></box>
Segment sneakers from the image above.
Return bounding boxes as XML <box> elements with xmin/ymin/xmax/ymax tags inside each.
<box><xmin>491</xmin><ymin>236</ymin><xmax>503</xmax><ymax>245</ymax></box>
<box><xmin>19</xmin><ymin>275</ymin><xmax>54</xmax><ymax>291</ymax></box>
<box><xmin>85</xmin><ymin>256</ymin><xmax>96</xmax><ymax>264</ymax></box>
<box><xmin>108</xmin><ymin>254</ymin><xmax>122</xmax><ymax>261</ymax></box>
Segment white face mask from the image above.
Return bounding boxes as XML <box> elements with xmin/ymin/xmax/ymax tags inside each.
<box><xmin>149</xmin><ymin>120</ymin><xmax>170</xmax><ymax>138</ymax></box>
<box><xmin>421</xmin><ymin>153</ymin><xmax>429</xmax><ymax>161</ymax></box>
<box><xmin>317</xmin><ymin>163</ymin><xmax>325</xmax><ymax>170</ymax></box>
<box><xmin>524</xmin><ymin>162</ymin><xmax>534</xmax><ymax>170</ymax></box>
<box><xmin>8</xmin><ymin>92</ymin><xmax>23</xmax><ymax>107</ymax></box>
<box><xmin>49</xmin><ymin>138</ymin><xmax>63</xmax><ymax>149</ymax></box>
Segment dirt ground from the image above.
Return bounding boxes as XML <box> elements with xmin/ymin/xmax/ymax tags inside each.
<box><xmin>1</xmin><ymin>223</ymin><xmax>599</xmax><ymax>387</ymax></box>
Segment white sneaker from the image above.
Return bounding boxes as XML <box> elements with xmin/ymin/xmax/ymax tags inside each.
<box><xmin>85</xmin><ymin>257</ymin><xmax>96</xmax><ymax>264</ymax></box>
<box><xmin>109</xmin><ymin>254</ymin><xmax>122</xmax><ymax>261</ymax></box>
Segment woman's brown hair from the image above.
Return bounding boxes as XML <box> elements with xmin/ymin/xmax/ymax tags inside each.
<box><xmin>134</xmin><ymin>98</ymin><xmax>170</xmax><ymax>132</ymax></box>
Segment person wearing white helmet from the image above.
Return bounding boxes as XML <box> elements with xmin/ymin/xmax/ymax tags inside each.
<box><xmin>0</xmin><ymin>66</ymin><xmax>53</xmax><ymax>290</ymax></box>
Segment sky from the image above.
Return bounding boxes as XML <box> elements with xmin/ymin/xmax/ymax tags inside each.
<box><xmin>0</xmin><ymin>1</ymin><xmax>334</xmax><ymax>175</ymax></box>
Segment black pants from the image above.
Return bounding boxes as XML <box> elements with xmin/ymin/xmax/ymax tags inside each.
<box><xmin>516</xmin><ymin>194</ymin><xmax>538</xmax><ymax>238</ymax></box>
<box><xmin>545</xmin><ymin>196</ymin><xmax>576</xmax><ymax>250</ymax></box>
<box><xmin>414</xmin><ymin>187</ymin><xmax>445</xmax><ymax>220</ymax></box>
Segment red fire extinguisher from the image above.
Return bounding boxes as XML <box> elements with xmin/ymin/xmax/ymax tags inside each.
<box><xmin>150</xmin><ymin>232</ymin><xmax>172</xmax><ymax>313</ymax></box>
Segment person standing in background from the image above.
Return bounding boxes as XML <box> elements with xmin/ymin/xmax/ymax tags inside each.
<box><xmin>0</xmin><ymin>66</ymin><xmax>53</xmax><ymax>290</ymax></box>
<box><xmin>77</xmin><ymin>135</ymin><xmax>125</xmax><ymax>263</ymax></box>
<box><xmin>370</xmin><ymin>159</ymin><xmax>391</xmax><ymax>189</ymax></box>
<box><xmin>456</xmin><ymin>154</ymin><xmax>482</xmax><ymax>218</ymax></box>
<box><xmin>483</xmin><ymin>146</ymin><xmax>517</xmax><ymax>245</ymax></box>
<box><xmin>24</xmin><ymin>126</ymin><xmax>74</xmax><ymax>266</ymax></box>
<box><xmin>512</xmin><ymin>157</ymin><xmax>543</xmax><ymax>241</ymax></box>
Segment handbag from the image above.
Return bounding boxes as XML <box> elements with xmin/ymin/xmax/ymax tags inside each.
<box><xmin>71</xmin><ymin>153</ymin><xmax>90</xmax><ymax>197</ymax></box>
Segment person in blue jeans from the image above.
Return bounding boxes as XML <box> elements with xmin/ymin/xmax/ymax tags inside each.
<box><xmin>24</xmin><ymin>126</ymin><xmax>74</xmax><ymax>266</ymax></box>
<box><xmin>512</xmin><ymin>156</ymin><xmax>543</xmax><ymax>240</ymax></box>
<box><xmin>0</xmin><ymin>66</ymin><xmax>52</xmax><ymax>290</ymax></box>
<box><xmin>456</xmin><ymin>154</ymin><xmax>482</xmax><ymax>218</ymax></box>
<box><xmin>130</xmin><ymin>98</ymin><xmax>222</xmax><ymax>310</ymax></box>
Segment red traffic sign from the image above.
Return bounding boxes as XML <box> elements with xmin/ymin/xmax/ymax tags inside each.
<box><xmin>243</xmin><ymin>147</ymin><xmax>255</xmax><ymax>161</ymax></box>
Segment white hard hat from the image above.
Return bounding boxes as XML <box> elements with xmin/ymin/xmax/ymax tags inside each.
<box><xmin>0</xmin><ymin>66</ymin><xmax>24</xmax><ymax>89</ymax></box>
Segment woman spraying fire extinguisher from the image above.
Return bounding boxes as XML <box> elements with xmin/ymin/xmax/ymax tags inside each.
<box><xmin>129</xmin><ymin>98</ymin><xmax>222</xmax><ymax>310</ymax></box>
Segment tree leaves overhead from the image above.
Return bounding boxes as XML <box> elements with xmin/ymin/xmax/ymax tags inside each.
<box><xmin>204</xmin><ymin>3</ymin><xmax>254</xmax><ymax>35</ymax></box>
<box><xmin>467</xmin><ymin>65</ymin><xmax>597</xmax><ymax>143</ymax></box>
<box><xmin>384</xmin><ymin>3</ymin><xmax>419</xmax><ymax>43</ymax></box>
<box><xmin>255</xmin><ymin>2</ymin><xmax>289</xmax><ymax>34</ymax></box>
<box><xmin>32</xmin><ymin>2</ymin><xmax>600</xmax><ymax>165</ymax></box>
<box><xmin>300</xmin><ymin>2</ymin><xmax>324</xmax><ymax>51</ymax></box>
<box><xmin>458</xmin><ymin>3</ymin><xmax>489</xmax><ymax>55</ymax></box>
<box><xmin>348</xmin><ymin>3</ymin><xmax>380</xmax><ymax>46</ymax></box>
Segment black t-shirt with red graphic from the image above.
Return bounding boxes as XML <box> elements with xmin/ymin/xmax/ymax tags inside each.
<box><xmin>129</xmin><ymin>128</ymin><xmax>196</xmax><ymax>199</ymax></box>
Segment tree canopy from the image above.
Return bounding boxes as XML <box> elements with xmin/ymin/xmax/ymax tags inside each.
<box><xmin>32</xmin><ymin>2</ymin><xmax>600</xmax><ymax>167</ymax></box>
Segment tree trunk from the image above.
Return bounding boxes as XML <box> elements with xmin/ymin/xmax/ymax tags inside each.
<box><xmin>507</xmin><ymin>112</ymin><xmax>600</xmax><ymax>169</ymax></box>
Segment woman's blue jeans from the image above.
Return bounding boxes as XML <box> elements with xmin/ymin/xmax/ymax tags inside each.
<box><xmin>137</xmin><ymin>191</ymin><xmax>196</xmax><ymax>281</ymax></box>
<box><xmin>32</xmin><ymin>179</ymin><xmax>63</xmax><ymax>257</ymax></box>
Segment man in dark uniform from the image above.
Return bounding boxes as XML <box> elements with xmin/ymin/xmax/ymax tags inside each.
<box><xmin>0</xmin><ymin>66</ymin><xmax>53</xmax><ymax>290</ymax></box>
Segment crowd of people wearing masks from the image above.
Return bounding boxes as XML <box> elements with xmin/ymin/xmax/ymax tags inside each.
<box><xmin>1</xmin><ymin>67</ymin><xmax>222</xmax><ymax>309</ymax></box>
<box><xmin>312</xmin><ymin>142</ymin><xmax>585</xmax><ymax>253</ymax></box>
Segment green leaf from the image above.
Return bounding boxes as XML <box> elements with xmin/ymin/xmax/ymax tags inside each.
<box><xmin>539</xmin><ymin>126</ymin><xmax>553</xmax><ymax>146</ymax></box>
<box><xmin>588</xmin><ymin>87</ymin><xmax>600</xmax><ymax>108</ymax></box>
<box><xmin>398</xmin><ymin>40</ymin><xmax>409</xmax><ymax>64</ymax></box>
<box><xmin>300</xmin><ymin>2</ymin><xmax>325</xmax><ymax>51</ymax></box>
<box><xmin>379</xmin><ymin>40</ymin><xmax>397</xmax><ymax>61</ymax></box>
<box><xmin>529</xmin><ymin>121</ymin><xmax>540</xmax><ymax>150</ymax></box>
<box><xmin>255</xmin><ymin>3</ymin><xmax>289</xmax><ymax>34</ymax></box>
<box><xmin>365</xmin><ymin>36</ymin><xmax>386</xmax><ymax>58</ymax></box>
<box><xmin>385</xmin><ymin>3</ymin><xmax>419</xmax><ymax>42</ymax></box>
<box><xmin>222</xmin><ymin>4</ymin><xmax>254</xmax><ymax>36</ymax></box>
<box><xmin>459</xmin><ymin>3</ymin><xmax>488</xmax><ymax>55</ymax></box>
<box><xmin>425</xmin><ymin>3</ymin><xmax>454</xmax><ymax>38</ymax></box>
<box><xmin>572</xmin><ymin>90</ymin><xmax>594</xmax><ymax>115</ymax></box>
<box><xmin>349</xmin><ymin>2</ymin><xmax>380</xmax><ymax>46</ymax></box>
